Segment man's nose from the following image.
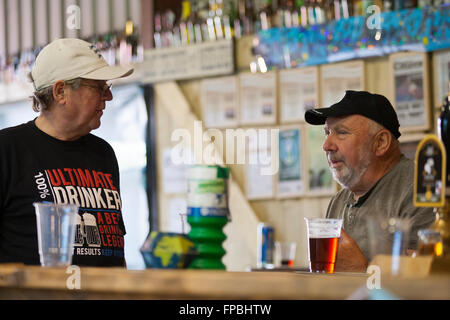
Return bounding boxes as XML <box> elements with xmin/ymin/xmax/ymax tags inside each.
<box><xmin>103</xmin><ymin>89</ymin><xmax>113</xmax><ymax>101</ymax></box>
<box><xmin>323</xmin><ymin>134</ymin><xmax>337</xmax><ymax>153</ymax></box>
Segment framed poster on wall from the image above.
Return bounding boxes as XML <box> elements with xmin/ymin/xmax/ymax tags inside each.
<box><xmin>276</xmin><ymin>125</ymin><xmax>305</xmax><ymax>198</ymax></box>
<box><xmin>305</xmin><ymin>126</ymin><xmax>336</xmax><ymax>196</ymax></box>
<box><xmin>390</xmin><ymin>52</ymin><xmax>431</xmax><ymax>132</ymax></box>
<box><xmin>320</xmin><ymin>60</ymin><xmax>365</xmax><ymax>108</ymax></box>
<box><xmin>239</xmin><ymin>72</ymin><xmax>277</xmax><ymax>126</ymax></box>
<box><xmin>244</xmin><ymin>127</ymin><xmax>277</xmax><ymax>200</ymax></box>
<box><xmin>201</xmin><ymin>76</ymin><xmax>239</xmax><ymax>128</ymax></box>
<box><xmin>432</xmin><ymin>50</ymin><xmax>450</xmax><ymax>109</ymax></box>
<box><xmin>279</xmin><ymin>67</ymin><xmax>319</xmax><ymax>123</ymax></box>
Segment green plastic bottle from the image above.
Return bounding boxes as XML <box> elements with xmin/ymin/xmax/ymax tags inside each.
<box><xmin>187</xmin><ymin>165</ymin><xmax>230</xmax><ymax>270</ymax></box>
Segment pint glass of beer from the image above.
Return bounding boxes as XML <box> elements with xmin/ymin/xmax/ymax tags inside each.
<box><xmin>304</xmin><ymin>218</ymin><xmax>343</xmax><ymax>273</ymax></box>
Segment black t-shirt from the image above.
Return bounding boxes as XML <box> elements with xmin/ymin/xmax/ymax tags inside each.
<box><xmin>0</xmin><ymin>120</ymin><xmax>126</xmax><ymax>266</ymax></box>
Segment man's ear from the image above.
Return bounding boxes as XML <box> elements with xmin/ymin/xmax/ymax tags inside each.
<box><xmin>374</xmin><ymin>130</ymin><xmax>392</xmax><ymax>156</ymax></box>
<box><xmin>52</xmin><ymin>80</ymin><xmax>67</xmax><ymax>104</ymax></box>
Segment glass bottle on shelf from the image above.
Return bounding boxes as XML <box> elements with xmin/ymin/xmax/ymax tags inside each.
<box><xmin>196</xmin><ymin>0</ymin><xmax>211</xmax><ymax>41</ymax></box>
<box><xmin>259</xmin><ymin>0</ymin><xmax>275</xmax><ymax>30</ymax></box>
<box><xmin>300</xmin><ymin>0</ymin><xmax>309</xmax><ymax>26</ymax></box>
<box><xmin>323</xmin><ymin>0</ymin><xmax>334</xmax><ymax>21</ymax></box>
<box><xmin>125</xmin><ymin>20</ymin><xmax>142</xmax><ymax>63</ymax></box>
<box><xmin>180</xmin><ymin>0</ymin><xmax>195</xmax><ymax>44</ymax></box>
<box><xmin>191</xmin><ymin>0</ymin><xmax>204</xmax><ymax>43</ymax></box>
<box><xmin>275</xmin><ymin>0</ymin><xmax>291</xmax><ymax>27</ymax></box>
<box><xmin>306</xmin><ymin>0</ymin><xmax>317</xmax><ymax>25</ymax></box>
<box><xmin>314</xmin><ymin>0</ymin><xmax>326</xmax><ymax>23</ymax></box>
<box><xmin>161</xmin><ymin>10</ymin><xmax>175</xmax><ymax>47</ymax></box>
<box><xmin>154</xmin><ymin>12</ymin><xmax>163</xmax><ymax>48</ymax></box>
<box><xmin>214</xmin><ymin>0</ymin><xmax>225</xmax><ymax>39</ymax></box>
<box><xmin>290</xmin><ymin>0</ymin><xmax>302</xmax><ymax>27</ymax></box>
<box><xmin>404</xmin><ymin>0</ymin><xmax>419</xmax><ymax>8</ymax></box>
<box><xmin>234</xmin><ymin>0</ymin><xmax>244</xmax><ymax>38</ymax></box>
<box><xmin>207</xmin><ymin>0</ymin><xmax>217</xmax><ymax>40</ymax></box>
<box><xmin>285</xmin><ymin>0</ymin><xmax>295</xmax><ymax>27</ymax></box>
<box><xmin>383</xmin><ymin>0</ymin><xmax>394</xmax><ymax>11</ymax></box>
<box><xmin>341</xmin><ymin>0</ymin><xmax>350</xmax><ymax>17</ymax></box>
<box><xmin>222</xmin><ymin>0</ymin><xmax>234</xmax><ymax>39</ymax></box>
<box><xmin>170</xmin><ymin>11</ymin><xmax>182</xmax><ymax>47</ymax></box>
<box><xmin>243</xmin><ymin>0</ymin><xmax>257</xmax><ymax>35</ymax></box>
<box><xmin>418</xmin><ymin>0</ymin><xmax>433</xmax><ymax>7</ymax></box>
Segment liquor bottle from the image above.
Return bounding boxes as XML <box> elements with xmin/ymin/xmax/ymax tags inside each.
<box><xmin>169</xmin><ymin>10</ymin><xmax>182</xmax><ymax>47</ymax></box>
<box><xmin>103</xmin><ymin>33</ymin><xmax>116</xmax><ymax>65</ymax></box>
<box><xmin>153</xmin><ymin>12</ymin><xmax>163</xmax><ymax>48</ymax></box>
<box><xmin>222</xmin><ymin>0</ymin><xmax>234</xmax><ymax>39</ymax></box>
<box><xmin>314</xmin><ymin>0</ymin><xmax>326</xmax><ymax>24</ymax></box>
<box><xmin>126</xmin><ymin>20</ymin><xmax>141</xmax><ymax>63</ymax></box>
<box><xmin>234</xmin><ymin>0</ymin><xmax>244</xmax><ymax>38</ymax></box>
<box><xmin>180</xmin><ymin>0</ymin><xmax>195</xmax><ymax>44</ymax></box>
<box><xmin>161</xmin><ymin>10</ymin><xmax>175</xmax><ymax>47</ymax></box>
<box><xmin>383</xmin><ymin>0</ymin><xmax>394</xmax><ymax>11</ymax></box>
<box><xmin>214</xmin><ymin>0</ymin><xmax>225</xmax><ymax>39</ymax></box>
<box><xmin>307</xmin><ymin>0</ymin><xmax>317</xmax><ymax>25</ymax></box>
<box><xmin>418</xmin><ymin>0</ymin><xmax>433</xmax><ymax>7</ymax></box>
<box><xmin>403</xmin><ymin>0</ymin><xmax>418</xmax><ymax>8</ymax></box>
<box><xmin>285</xmin><ymin>0</ymin><xmax>295</xmax><ymax>27</ymax></box>
<box><xmin>207</xmin><ymin>0</ymin><xmax>217</xmax><ymax>40</ymax></box>
<box><xmin>290</xmin><ymin>0</ymin><xmax>303</xmax><ymax>26</ymax></box>
<box><xmin>300</xmin><ymin>0</ymin><xmax>309</xmax><ymax>26</ymax></box>
<box><xmin>323</xmin><ymin>0</ymin><xmax>334</xmax><ymax>21</ymax></box>
<box><xmin>341</xmin><ymin>0</ymin><xmax>350</xmax><ymax>18</ymax></box>
<box><xmin>197</xmin><ymin>0</ymin><xmax>211</xmax><ymax>41</ymax></box>
<box><xmin>243</xmin><ymin>0</ymin><xmax>257</xmax><ymax>35</ymax></box>
<box><xmin>259</xmin><ymin>0</ymin><xmax>275</xmax><ymax>30</ymax></box>
<box><xmin>360</xmin><ymin>0</ymin><xmax>374</xmax><ymax>15</ymax></box>
<box><xmin>191</xmin><ymin>0</ymin><xmax>204</xmax><ymax>43</ymax></box>
<box><xmin>353</xmin><ymin>0</ymin><xmax>363</xmax><ymax>15</ymax></box>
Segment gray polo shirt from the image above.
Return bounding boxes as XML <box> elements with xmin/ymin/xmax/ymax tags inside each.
<box><xmin>326</xmin><ymin>155</ymin><xmax>435</xmax><ymax>261</ymax></box>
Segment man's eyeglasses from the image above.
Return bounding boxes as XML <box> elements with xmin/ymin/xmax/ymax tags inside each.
<box><xmin>79</xmin><ymin>82</ymin><xmax>112</xmax><ymax>97</ymax></box>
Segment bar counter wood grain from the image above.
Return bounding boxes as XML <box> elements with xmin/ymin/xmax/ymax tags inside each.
<box><xmin>0</xmin><ymin>264</ymin><xmax>449</xmax><ymax>300</ymax></box>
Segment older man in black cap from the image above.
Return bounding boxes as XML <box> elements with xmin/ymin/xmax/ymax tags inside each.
<box><xmin>305</xmin><ymin>90</ymin><xmax>435</xmax><ymax>272</ymax></box>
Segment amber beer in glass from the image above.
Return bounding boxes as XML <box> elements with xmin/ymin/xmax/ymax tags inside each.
<box><xmin>304</xmin><ymin>218</ymin><xmax>343</xmax><ymax>273</ymax></box>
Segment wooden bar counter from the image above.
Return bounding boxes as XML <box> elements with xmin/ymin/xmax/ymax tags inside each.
<box><xmin>0</xmin><ymin>264</ymin><xmax>449</xmax><ymax>300</ymax></box>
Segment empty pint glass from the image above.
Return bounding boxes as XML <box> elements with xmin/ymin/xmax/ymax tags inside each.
<box><xmin>34</xmin><ymin>202</ymin><xmax>78</xmax><ymax>267</ymax></box>
<box><xmin>305</xmin><ymin>218</ymin><xmax>343</xmax><ymax>273</ymax></box>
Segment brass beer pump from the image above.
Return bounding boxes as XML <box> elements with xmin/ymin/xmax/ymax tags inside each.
<box><xmin>413</xmin><ymin>83</ymin><xmax>450</xmax><ymax>267</ymax></box>
<box><xmin>434</xmin><ymin>86</ymin><xmax>450</xmax><ymax>257</ymax></box>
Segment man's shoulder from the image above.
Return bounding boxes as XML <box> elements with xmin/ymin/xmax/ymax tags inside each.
<box><xmin>0</xmin><ymin>121</ymin><xmax>33</xmax><ymax>144</ymax></box>
<box><xmin>331</xmin><ymin>187</ymin><xmax>352</xmax><ymax>202</ymax></box>
<box><xmin>84</xmin><ymin>133</ymin><xmax>116</xmax><ymax>154</ymax></box>
<box><xmin>381</xmin><ymin>156</ymin><xmax>415</xmax><ymax>187</ymax></box>
<box><xmin>326</xmin><ymin>187</ymin><xmax>351</xmax><ymax>218</ymax></box>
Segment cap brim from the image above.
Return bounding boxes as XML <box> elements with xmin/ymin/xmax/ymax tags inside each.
<box><xmin>305</xmin><ymin>108</ymin><xmax>334</xmax><ymax>125</ymax></box>
<box><xmin>305</xmin><ymin>101</ymin><xmax>355</xmax><ymax>125</ymax></box>
<box><xmin>80</xmin><ymin>65</ymin><xmax>134</xmax><ymax>81</ymax></box>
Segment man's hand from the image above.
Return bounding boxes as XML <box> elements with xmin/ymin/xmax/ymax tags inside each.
<box><xmin>335</xmin><ymin>228</ymin><xmax>368</xmax><ymax>273</ymax></box>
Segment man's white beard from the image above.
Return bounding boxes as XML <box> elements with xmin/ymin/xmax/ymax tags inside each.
<box><xmin>329</xmin><ymin>147</ymin><xmax>372</xmax><ymax>189</ymax></box>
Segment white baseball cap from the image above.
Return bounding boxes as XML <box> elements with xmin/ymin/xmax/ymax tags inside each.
<box><xmin>31</xmin><ymin>38</ymin><xmax>134</xmax><ymax>91</ymax></box>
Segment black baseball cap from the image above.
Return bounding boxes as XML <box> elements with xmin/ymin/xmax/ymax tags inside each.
<box><xmin>305</xmin><ymin>90</ymin><xmax>401</xmax><ymax>139</ymax></box>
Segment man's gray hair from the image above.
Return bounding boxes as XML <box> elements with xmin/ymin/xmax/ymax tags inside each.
<box><xmin>28</xmin><ymin>72</ymin><xmax>82</xmax><ymax>112</ymax></box>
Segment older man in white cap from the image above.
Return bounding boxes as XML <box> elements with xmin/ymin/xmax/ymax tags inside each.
<box><xmin>0</xmin><ymin>38</ymin><xmax>133</xmax><ymax>267</ymax></box>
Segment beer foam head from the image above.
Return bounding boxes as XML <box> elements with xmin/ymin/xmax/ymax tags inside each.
<box><xmin>305</xmin><ymin>218</ymin><xmax>343</xmax><ymax>238</ymax></box>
